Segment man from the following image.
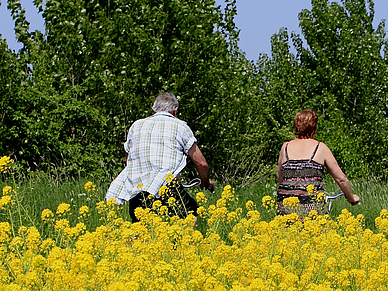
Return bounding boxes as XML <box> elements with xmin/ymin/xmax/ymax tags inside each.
<box><xmin>106</xmin><ymin>92</ymin><xmax>214</xmax><ymax>222</ymax></box>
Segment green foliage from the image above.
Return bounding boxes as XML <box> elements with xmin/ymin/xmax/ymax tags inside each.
<box><xmin>254</xmin><ymin>0</ymin><xmax>388</xmax><ymax>180</ymax></box>
<box><xmin>298</xmin><ymin>0</ymin><xmax>388</xmax><ymax>178</ymax></box>
<box><xmin>1</xmin><ymin>0</ymin><xmax>388</xmax><ymax>184</ymax></box>
<box><xmin>0</xmin><ymin>38</ymin><xmax>25</xmax><ymax>159</ymax></box>
<box><xmin>1</xmin><ymin>0</ymin><xmax>256</xmax><ymax>181</ymax></box>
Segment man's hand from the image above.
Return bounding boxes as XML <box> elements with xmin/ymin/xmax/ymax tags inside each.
<box><xmin>200</xmin><ymin>179</ymin><xmax>215</xmax><ymax>192</ymax></box>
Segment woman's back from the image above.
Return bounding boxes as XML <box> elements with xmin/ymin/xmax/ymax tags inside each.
<box><xmin>277</xmin><ymin>139</ymin><xmax>325</xmax><ymax>216</ymax></box>
<box><xmin>278</xmin><ymin>139</ymin><xmax>326</xmax><ymax>166</ymax></box>
<box><xmin>279</xmin><ymin>140</ymin><xmax>324</xmax><ymax>192</ymax></box>
<box><xmin>276</xmin><ymin>109</ymin><xmax>359</xmax><ymax>217</ymax></box>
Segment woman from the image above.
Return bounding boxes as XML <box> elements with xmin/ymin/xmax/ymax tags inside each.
<box><xmin>277</xmin><ymin>109</ymin><xmax>360</xmax><ymax>216</ymax></box>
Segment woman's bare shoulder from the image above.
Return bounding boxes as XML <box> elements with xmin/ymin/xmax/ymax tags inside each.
<box><xmin>281</xmin><ymin>141</ymin><xmax>290</xmax><ymax>147</ymax></box>
<box><xmin>318</xmin><ymin>141</ymin><xmax>331</xmax><ymax>152</ymax></box>
<box><xmin>317</xmin><ymin>141</ymin><xmax>337</xmax><ymax>163</ymax></box>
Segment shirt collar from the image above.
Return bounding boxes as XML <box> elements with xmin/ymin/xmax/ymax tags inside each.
<box><xmin>153</xmin><ymin>112</ymin><xmax>175</xmax><ymax>118</ymax></box>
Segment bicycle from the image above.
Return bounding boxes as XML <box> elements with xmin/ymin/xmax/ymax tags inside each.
<box><xmin>182</xmin><ymin>178</ymin><xmax>214</xmax><ymax>192</ymax></box>
<box><xmin>325</xmin><ymin>190</ymin><xmax>360</xmax><ymax>214</ymax></box>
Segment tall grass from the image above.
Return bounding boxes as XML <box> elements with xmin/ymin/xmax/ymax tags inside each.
<box><xmin>1</xmin><ymin>163</ymin><xmax>388</xmax><ymax>235</ymax></box>
<box><xmin>0</xmin><ymin>168</ymin><xmax>129</xmax><ymax>238</ymax></box>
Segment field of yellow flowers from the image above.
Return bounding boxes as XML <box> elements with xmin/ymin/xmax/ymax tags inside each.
<box><xmin>2</xmin><ymin>156</ymin><xmax>388</xmax><ymax>290</ymax></box>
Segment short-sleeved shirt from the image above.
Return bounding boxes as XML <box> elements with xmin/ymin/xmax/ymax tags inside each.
<box><xmin>106</xmin><ymin>112</ymin><xmax>197</xmax><ymax>203</ymax></box>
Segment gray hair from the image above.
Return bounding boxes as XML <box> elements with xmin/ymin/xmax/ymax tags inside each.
<box><xmin>152</xmin><ymin>93</ymin><xmax>179</xmax><ymax>113</ymax></box>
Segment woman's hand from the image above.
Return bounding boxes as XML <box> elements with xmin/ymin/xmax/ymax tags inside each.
<box><xmin>348</xmin><ymin>194</ymin><xmax>360</xmax><ymax>205</ymax></box>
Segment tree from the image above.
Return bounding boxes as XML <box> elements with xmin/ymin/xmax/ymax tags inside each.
<box><xmin>298</xmin><ymin>0</ymin><xmax>388</xmax><ymax>178</ymax></box>
<box><xmin>256</xmin><ymin>0</ymin><xmax>388</xmax><ymax>179</ymax></box>
<box><xmin>2</xmin><ymin>0</ymin><xmax>262</xmax><ymax>183</ymax></box>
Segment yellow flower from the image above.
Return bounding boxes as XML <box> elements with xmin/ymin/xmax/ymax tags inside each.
<box><xmin>227</xmin><ymin>211</ymin><xmax>239</xmax><ymax>223</ymax></box>
<box><xmin>64</xmin><ymin>222</ymin><xmax>87</xmax><ymax>239</ymax></box>
<box><xmin>78</xmin><ymin>205</ymin><xmax>90</xmax><ymax>219</ymax></box>
<box><xmin>159</xmin><ymin>205</ymin><xmax>168</xmax><ymax>215</ymax></box>
<box><xmin>41</xmin><ymin>209</ymin><xmax>54</xmax><ymax>223</ymax></box>
<box><xmin>308</xmin><ymin>210</ymin><xmax>318</xmax><ymax>220</ymax></box>
<box><xmin>54</xmin><ymin>218</ymin><xmax>70</xmax><ymax>232</ymax></box>
<box><xmin>84</xmin><ymin>181</ymin><xmax>96</xmax><ymax>193</ymax></box>
<box><xmin>306</xmin><ymin>184</ymin><xmax>315</xmax><ymax>195</ymax></box>
<box><xmin>72</xmin><ymin>251</ymin><xmax>96</xmax><ymax>275</ymax></box>
<box><xmin>56</xmin><ymin>203</ymin><xmax>71</xmax><ymax>216</ymax></box>
<box><xmin>316</xmin><ymin>191</ymin><xmax>326</xmax><ymax>203</ymax></box>
<box><xmin>283</xmin><ymin>197</ymin><xmax>300</xmax><ymax>209</ymax></box>
<box><xmin>159</xmin><ymin>185</ymin><xmax>169</xmax><ymax>198</ymax></box>
<box><xmin>221</xmin><ymin>185</ymin><xmax>234</xmax><ymax>201</ymax></box>
<box><xmin>104</xmin><ymin>210</ymin><xmax>115</xmax><ymax>220</ymax></box>
<box><xmin>246</xmin><ymin>200</ymin><xmax>256</xmax><ymax>211</ymax></box>
<box><xmin>96</xmin><ymin>201</ymin><xmax>108</xmax><ymax>214</ymax></box>
<box><xmin>0</xmin><ymin>222</ymin><xmax>12</xmax><ymax>243</ymax></box>
<box><xmin>9</xmin><ymin>236</ymin><xmax>23</xmax><ymax>252</ymax></box>
<box><xmin>197</xmin><ymin>206</ymin><xmax>207</xmax><ymax>218</ymax></box>
<box><xmin>2</xmin><ymin>185</ymin><xmax>12</xmax><ymax>195</ymax></box>
<box><xmin>152</xmin><ymin>200</ymin><xmax>162</xmax><ymax>210</ymax></box>
<box><xmin>18</xmin><ymin>225</ymin><xmax>28</xmax><ymax>237</ymax></box>
<box><xmin>196</xmin><ymin>192</ymin><xmax>207</xmax><ymax>204</ymax></box>
<box><xmin>168</xmin><ymin>197</ymin><xmax>177</xmax><ymax>206</ymax></box>
<box><xmin>137</xmin><ymin>183</ymin><xmax>144</xmax><ymax>189</ymax></box>
<box><xmin>41</xmin><ymin>238</ymin><xmax>55</xmax><ymax>254</ymax></box>
<box><xmin>26</xmin><ymin>226</ymin><xmax>41</xmax><ymax>251</ymax></box>
<box><xmin>262</xmin><ymin>195</ymin><xmax>276</xmax><ymax>210</ymax></box>
<box><xmin>0</xmin><ymin>156</ymin><xmax>14</xmax><ymax>173</ymax></box>
<box><xmin>32</xmin><ymin>254</ymin><xmax>47</xmax><ymax>271</ymax></box>
<box><xmin>0</xmin><ymin>194</ymin><xmax>13</xmax><ymax>210</ymax></box>
<box><xmin>165</xmin><ymin>173</ymin><xmax>175</xmax><ymax>183</ymax></box>
<box><xmin>380</xmin><ymin>209</ymin><xmax>388</xmax><ymax>219</ymax></box>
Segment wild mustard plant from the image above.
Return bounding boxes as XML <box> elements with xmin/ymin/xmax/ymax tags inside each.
<box><xmin>0</xmin><ymin>156</ymin><xmax>14</xmax><ymax>174</ymax></box>
<box><xmin>262</xmin><ymin>195</ymin><xmax>277</xmax><ymax>221</ymax></box>
<box><xmin>283</xmin><ymin>196</ymin><xmax>300</xmax><ymax>210</ymax></box>
<box><xmin>84</xmin><ymin>181</ymin><xmax>96</xmax><ymax>193</ymax></box>
<box><xmin>2</xmin><ymin>195</ymin><xmax>388</xmax><ymax>290</ymax></box>
<box><xmin>4</xmin><ymin>162</ymin><xmax>388</xmax><ymax>290</ymax></box>
<box><xmin>307</xmin><ymin>184</ymin><xmax>327</xmax><ymax>211</ymax></box>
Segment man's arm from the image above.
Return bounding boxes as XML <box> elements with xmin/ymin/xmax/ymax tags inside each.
<box><xmin>188</xmin><ymin>143</ymin><xmax>214</xmax><ymax>190</ymax></box>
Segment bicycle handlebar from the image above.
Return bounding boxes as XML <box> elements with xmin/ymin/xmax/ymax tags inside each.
<box><xmin>182</xmin><ymin>178</ymin><xmax>201</xmax><ymax>188</ymax></box>
<box><xmin>325</xmin><ymin>192</ymin><xmax>344</xmax><ymax>202</ymax></box>
<box><xmin>182</xmin><ymin>178</ymin><xmax>214</xmax><ymax>192</ymax></box>
<box><xmin>324</xmin><ymin>191</ymin><xmax>360</xmax><ymax>214</ymax></box>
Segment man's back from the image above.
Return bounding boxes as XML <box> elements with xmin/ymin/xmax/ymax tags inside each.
<box><xmin>120</xmin><ymin>112</ymin><xmax>196</xmax><ymax>199</ymax></box>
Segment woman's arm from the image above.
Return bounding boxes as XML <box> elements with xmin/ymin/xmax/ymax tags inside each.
<box><xmin>277</xmin><ymin>143</ymin><xmax>286</xmax><ymax>185</ymax></box>
<box><xmin>322</xmin><ymin>143</ymin><xmax>360</xmax><ymax>204</ymax></box>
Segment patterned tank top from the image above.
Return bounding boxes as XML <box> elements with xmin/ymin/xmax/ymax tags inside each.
<box><xmin>277</xmin><ymin>142</ymin><xmax>324</xmax><ymax>200</ymax></box>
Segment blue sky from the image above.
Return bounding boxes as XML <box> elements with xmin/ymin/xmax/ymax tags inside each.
<box><xmin>217</xmin><ymin>0</ymin><xmax>388</xmax><ymax>60</ymax></box>
<box><xmin>1</xmin><ymin>0</ymin><xmax>387</xmax><ymax>61</ymax></box>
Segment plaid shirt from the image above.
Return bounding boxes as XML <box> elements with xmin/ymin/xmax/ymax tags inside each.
<box><xmin>106</xmin><ymin>112</ymin><xmax>197</xmax><ymax>203</ymax></box>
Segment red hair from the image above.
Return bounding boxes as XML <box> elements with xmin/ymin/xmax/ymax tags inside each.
<box><xmin>294</xmin><ymin>109</ymin><xmax>318</xmax><ymax>139</ymax></box>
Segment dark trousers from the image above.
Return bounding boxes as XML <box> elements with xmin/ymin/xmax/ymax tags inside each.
<box><xmin>129</xmin><ymin>182</ymin><xmax>198</xmax><ymax>223</ymax></box>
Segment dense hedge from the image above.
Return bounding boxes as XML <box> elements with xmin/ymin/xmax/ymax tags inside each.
<box><xmin>1</xmin><ymin>0</ymin><xmax>387</xmax><ymax>184</ymax></box>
